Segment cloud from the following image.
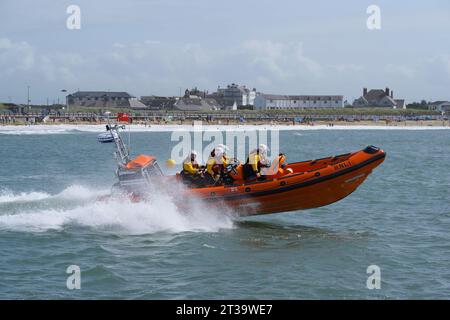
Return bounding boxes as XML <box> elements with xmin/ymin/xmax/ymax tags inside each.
<box><xmin>382</xmin><ymin>56</ymin><xmax>450</xmax><ymax>83</ymax></box>
<box><xmin>38</xmin><ymin>54</ymin><xmax>81</xmax><ymax>83</ymax></box>
<box><xmin>240</xmin><ymin>40</ymin><xmax>324</xmax><ymax>79</ymax></box>
<box><xmin>429</xmin><ymin>55</ymin><xmax>450</xmax><ymax>77</ymax></box>
<box><xmin>0</xmin><ymin>38</ymin><xmax>13</xmax><ymax>49</ymax></box>
<box><xmin>0</xmin><ymin>38</ymin><xmax>85</xmax><ymax>83</ymax></box>
<box><xmin>0</xmin><ymin>38</ymin><xmax>35</xmax><ymax>74</ymax></box>
<box><xmin>2</xmin><ymin>36</ymin><xmax>450</xmax><ymax>103</ymax></box>
<box><xmin>113</xmin><ymin>42</ymin><xmax>126</xmax><ymax>49</ymax></box>
<box><xmin>384</xmin><ymin>64</ymin><xmax>416</xmax><ymax>78</ymax></box>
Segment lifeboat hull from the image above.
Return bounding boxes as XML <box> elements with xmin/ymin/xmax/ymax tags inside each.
<box><xmin>108</xmin><ymin>146</ymin><xmax>386</xmax><ymax>216</ymax></box>
<box><xmin>186</xmin><ymin>146</ymin><xmax>386</xmax><ymax>216</ymax></box>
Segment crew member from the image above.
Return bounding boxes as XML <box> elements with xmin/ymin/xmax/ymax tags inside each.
<box><xmin>182</xmin><ymin>150</ymin><xmax>203</xmax><ymax>184</ymax></box>
<box><xmin>270</xmin><ymin>153</ymin><xmax>287</xmax><ymax>175</ymax></box>
<box><xmin>205</xmin><ymin>146</ymin><xmax>225</xmax><ymax>184</ymax></box>
<box><xmin>243</xmin><ymin>144</ymin><xmax>270</xmax><ymax>180</ymax></box>
<box><xmin>216</xmin><ymin>144</ymin><xmax>230</xmax><ymax>166</ymax></box>
<box><xmin>209</xmin><ymin>144</ymin><xmax>230</xmax><ymax>166</ymax></box>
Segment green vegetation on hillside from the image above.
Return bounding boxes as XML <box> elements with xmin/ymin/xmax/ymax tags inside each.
<box><xmin>405</xmin><ymin>100</ymin><xmax>429</xmax><ymax>110</ymax></box>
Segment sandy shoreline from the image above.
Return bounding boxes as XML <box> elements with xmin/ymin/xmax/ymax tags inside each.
<box><xmin>1</xmin><ymin>120</ymin><xmax>450</xmax><ymax>134</ymax></box>
<box><xmin>2</xmin><ymin>119</ymin><xmax>449</xmax><ymax>126</ymax></box>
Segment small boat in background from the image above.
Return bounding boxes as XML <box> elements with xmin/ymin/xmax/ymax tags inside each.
<box><xmin>97</xmin><ymin>131</ymin><xmax>114</xmax><ymax>143</ymax></box>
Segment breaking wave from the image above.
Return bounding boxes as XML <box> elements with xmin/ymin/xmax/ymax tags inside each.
<box><xmin>0</xmin><ymin>184</ymin><xmax>235</xmax><ymax>234</ymax></box>
<box><xmin>0</xmin><ymin>185</ymin><xmax>105</xmax><ymax>204</ymax></box>
<box><xmin>0</xmin><ymin>190</ymin><xmax>50</xmax><ymax>203</ymax></box>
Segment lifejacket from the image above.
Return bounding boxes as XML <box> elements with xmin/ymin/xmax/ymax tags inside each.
<box><xmin>206</xmin><ymin>157</ymin><xmax>217</xmax><ymax>176</ymax></box>
<box><xmin>222</xmin><ymin>155</ymin><xmax>229</xmax><ymax>166</ymax></box>
<box><xmin>183</xmin><ymin>158</ymin><xmax>199</xmax><ymax>175</ymax></box>
<box><xmin>264</xmin><ymin>154</ymin><xmax>287</xmax><ymax>176</ymax></box>
<box><xmin>207</xmin><ymin>156</ymin><xmax>226</xmax><ymax>177</ymax></box>
<box><xmin>242</xmin><ymin>152</ymin><xmax>260</xmax><ymax>180</ymax></box>
<box><xmin>278</xmin><ymin>154</ymin><xmax>286</xmax><ymax>167</ymax></box>
<box><xmin>277</xmin><ymin>154</ymin><xmax>286</xmax><ymax>174</ymax></box>
<box><xmin>246</xmin><ymin>152</ymin><xmax>262</xmax><ymax>173</ymax></box>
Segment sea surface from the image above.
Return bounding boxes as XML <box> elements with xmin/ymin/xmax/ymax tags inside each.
<box><xmin>0</xmin><ymin>126</ymin><xmax>449</xmax><ymax>299</ymax></box>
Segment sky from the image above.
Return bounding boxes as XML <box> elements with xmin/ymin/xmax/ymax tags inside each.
<box><xmin>1</xmin><ymin>0</ymin><xmax>450</xmax><ymax>104</ymax></box>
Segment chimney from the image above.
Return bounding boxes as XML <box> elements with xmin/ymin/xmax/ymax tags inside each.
<box><xmin>363</xmin><ymin>88</ymin><xmax>367</xmax><ymax>96</ymax></box>
<box><xmin>385</xmin><ymin>87</ymin><xmax>390</xmax><ymax>96</ymax></box>
<box><xmin>390</xmin><ymin>90</ymin><xmax>393</xmax><ymax>98</ymax></box>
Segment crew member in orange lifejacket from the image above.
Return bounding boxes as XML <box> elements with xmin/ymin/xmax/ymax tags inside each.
<box><xmin>261</xmin><ymin>152</ymin><xmax>290</xmax><ymax>177</ymax></box>
<box><xmin>276</xmin><ymin>153</ymin><xmax>287</xmax><ymax>174</ymax></box>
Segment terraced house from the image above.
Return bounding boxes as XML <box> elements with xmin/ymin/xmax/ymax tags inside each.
<box><xmin>67</xmin><ymin>91</ymin><xmax>143</xmax><ymax>109</ymax></box>
<box><xmin>253</xmin><ymin>94</ymin><xmax>344</xmax><ymax>110</ymax></box>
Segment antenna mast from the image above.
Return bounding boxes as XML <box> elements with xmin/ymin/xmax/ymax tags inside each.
<box><xmin>105</xmin><ymin>112</ymin><xmax>130</xmax><ymax>165</ymax></box>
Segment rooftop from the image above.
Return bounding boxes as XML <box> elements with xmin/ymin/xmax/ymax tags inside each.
<box><xmin>429</xmin><ymin>101</ymin><xmax>450</xmax><ymax>105</ymax></box>
<box><xmin>260</xmin><ymin>94</ymin><xmax>343</xmax><ymax>100</ymax></box>
<box><xmin>69</xmin><ymin>91</ymin><xmax>134</xmax><ymax>98</ymax></box>
<box><xmin>364</xmin><ymin>89</ymin><xmax>387</xmax><ymax>101</ymax></box>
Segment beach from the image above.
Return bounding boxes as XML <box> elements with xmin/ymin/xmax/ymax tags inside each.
<box><xmin>1</xmin><ymin>120</ymin><xmax>450</xmax><ymax>136</ymax></box>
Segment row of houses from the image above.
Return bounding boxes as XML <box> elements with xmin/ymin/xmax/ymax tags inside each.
<box><xmin>65</xmin><ymin>85</ymin><xmax>449</xmax><ymax>113</ymax></box>
<box><xmin>66</xmin><ymin>85</ymin><xmax>345</xmax><ymax>111</ymax></box>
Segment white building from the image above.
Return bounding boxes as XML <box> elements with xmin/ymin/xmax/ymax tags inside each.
<box><xmin>215</xmin><ymin>83</ymin><xmax>257</xmax><ymax>107</ymax></box>
<box><xmin>254</xmin><ymin>94</ymin><xmax>344</xmax><ymax>110</ymax></box>
<box><xmin>242</xmin><ymin>89</ymin><xmax>257</xmax><ymax>106</ymax></box>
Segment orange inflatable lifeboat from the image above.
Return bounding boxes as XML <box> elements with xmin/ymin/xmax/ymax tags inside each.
<box><xmin>184</xmin><ymin>145</ymin><xmax>385</xmax><ymax>215</ymax></box>
<box><xmin>113</xmin><ymin>145</ymin><xmax>386</xmax><ymax>216</ymax></box>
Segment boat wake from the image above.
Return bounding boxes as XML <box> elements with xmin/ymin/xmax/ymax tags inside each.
<box><xmin>0</xmin><ymin>185</ymin><xmax>235</xmax><ymax>234</ymax></box>
<box><xmin>0</xmin><ymin>185</ymin><xmax>102</xmax><ymax>204</ymax></box>
<box><xmin>0</xmin><ymin>190</ymin><xmax>51</xmax><ymax>203</ymax></box>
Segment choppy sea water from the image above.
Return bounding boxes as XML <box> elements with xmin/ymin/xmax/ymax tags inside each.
<box><xmin>0</xmin><ymin>126</ymin><xmax>449</xmax><ymax>299</ymax></box>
